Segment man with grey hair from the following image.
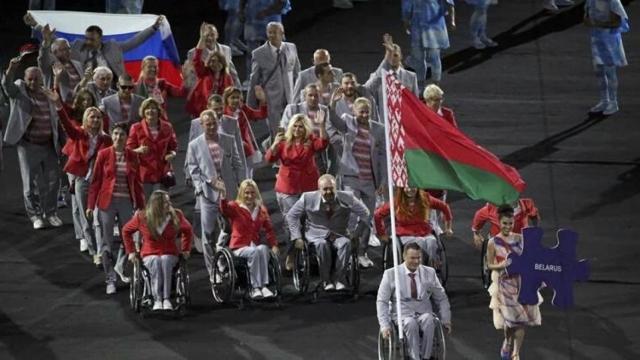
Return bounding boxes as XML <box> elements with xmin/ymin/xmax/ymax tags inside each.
<box><xmin>184</xmin><ymin>23</ymin><xmax>240</xmax><ymax>89</ymax></box>
<box><xmin>79</xmin><ymin>66</ymin><xmax>116</xmax><ymax>104</ymax></box>
<box><xmin>247</xmin><ymin>21</ymin><xmax>300</xmax><ymax>140</ymax></box>
<box><xmin>292</xmin><ymin>49</ymin><xmax>343</xmax><ymax>103</ymax></box>
<box><xmin>100</xmin><ymin>74</ymin><xmax>144</xmax><ymax>130</ymax></box>
<box><xmin>38</xmin><ymin>24</ymin><xmax>84</xmax><ymax>104</ymax></box>
<box><xmin>3</xmin><ymin>60</ymin><xmax>62</xmax><ymax>229</ymax></box>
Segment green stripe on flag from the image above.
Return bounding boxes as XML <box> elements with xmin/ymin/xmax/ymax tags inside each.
<box><xmin>405</xmin><ymin>149</ymin><xmax>520</xmax><ymax>205</ymax></box>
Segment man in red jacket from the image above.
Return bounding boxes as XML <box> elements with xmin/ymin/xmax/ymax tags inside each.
<box><xmin>471</xmin><ymin>198</ymin><xmax>540</xmax><ymax>248</ymax></box>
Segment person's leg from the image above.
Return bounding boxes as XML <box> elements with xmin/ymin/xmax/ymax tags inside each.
<box><xmin>16</xmin><ymin>144</ymin><xmax>41</xmax><ymax>220</ymax></box>
<box><xmin>410</xmin><ymin>36</ymin><xmax>427</xmax><ymax>91</ymax></box>
<box><xmin>512</xmin><ymin>327</ymin><xmax>525</xmax><ymax>359</ymax></box>
<box><xmin>358</xmin><ymin>180</ymin><xmax>376</xmax><ymax>257</ymax></box>
<box><xmin>255</xmin><ymin>244</ymin><xmax>270</xmax><ymax>287</ymax></box>
<box><xmin>332</xmin><ymin>236</ymin><xmax>351</xmax><ymax>284</ymax></box>
<box><xmin>591</xmin><ymin>64</ymin><xmax>609</xmax><ymax>112</ymax></box>
<box><xmin>417</xmin><ymin>313</ymin><xmax>435</xmax><ymax>359</ymax></box>
<box><xmin>199</xmin><ymin>197</ymin><xmax>219</xmax><ymax>282</ymax></box>
<box><xmin>469</xmin><ymin>5</ymin><xmax>485</xmax><ymax>45</ymax></box>
<box><xmin>98</xmin><ymin>205</ymin><xmax>117</xmax><ymax>287</ymax></box>
<box><xmin>423</xmin><ymin>234</ymin><xmax>439</xmax><ymax>266</ymax></box>
<box><xmin>603</xmin><ymin>65</ymin><xmax>619</xmax><ymax>114</ymax></box>
<box><xmin>426</xmin><ymin>48</ymin><xmax>442</xmax><ymax>84</ymax></box>
<box><xmin>234</xmin><ymin>246</ymin><xmax>261</xmax><ymax>289</ymax></box>
<box><xmin>143</xmin><ymin>255</ymin><xmax>161</xmax><ymax>302</ymax></box>
<box><xmin>160</xmin><ymin>254</ymin><xmax>178</xmax><ymax>300</ymax></box>
<box><xmin>113</xmin><ymin>198</ymin><xmax>134</xmax><ymax>280</ymax></box>
<box><xmin>75</xmin><ymin>177</ymin><xmax>96</xmax><ymax>255</ymax></box>
<box><xmin>123</xmin><ymin>0</ymin><xmax>144</xmax><ymax>14</ymax></box>
<box><xmin>42</xmin><ymin>146</ymin><xmax>60</xmax><ymax>220</ymax></box>
<box><xmin>68</xmin><ymin>175</ymin><xmax>84</xmax><ymax>243</ymax></box>
<box><xmin>311</xmin><ymin>239</ymin><xmax>332</xmax><ymax>284</ymax></box>
<box><xmin>402</xmin><ymin>316</ymin><xmax>421</xmax><ymax>360</ymax></box>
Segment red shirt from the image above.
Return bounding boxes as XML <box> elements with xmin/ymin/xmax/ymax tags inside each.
<box><xmin>471</xmin><ymin>198</ymin><xmax>540</xmax><ymax>236</ymax></box>
<box><xmin>220</xmin><ymin>199</ymin><xmax>277</xmax><ymax>250</ymax></box>
<box><xmin>374</xmin><ymin>195</ymin><xmax>453</xmax><ymax>237</ymax></box>
<box><xmin>264</xmin><ymin>134</ymin><xmax>329</xmax><ymax>194</ymax></box>
<box><xmin>186</xmin><ymin>48</ymin><xmax>234</xmax><ymax>117</ymax></box>
<box><xmin>122</xmin><ymin>210</ymin><xmax>193</xmax><ymax>257</ymax></box>
<box><xmin>224</xmin><ymin>104</ymin><xmax>268</xmax><ymax>157</ymax></box>
<box><xmin>58</xmin><ymin>108</ymin><xmax>112</xmax><ymax>177</ymax></box>
<box><xmin>126</xmin><ymin>119</ymin><xmax>178</xmax><ymax>183</ymax></box>
<box><xmin>87</xmin><ymin>146</ymin><xmax>145</xmax><ymax>211</ymax></box>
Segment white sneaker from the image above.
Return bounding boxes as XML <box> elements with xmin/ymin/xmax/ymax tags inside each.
<box><xmin>335</xmin><ymin>281</ymin><xmax>346</xmax><ymax>291</ymax></box>
<box><xmin>481</xmin><ymin>37</ymin><xmax>498</xmax><ymax>47</ymax></box>
<box><xmin>250</xmin><ymin>288</ymin><xmax>263</xmax><ymax>299</ymax></box>
<box><xmin>47</xmin><ymin>215</ymin><xmax>63</xmax><ymax>227</ymax></box>
<box><xmin>153</xmin><ymin>300</ymin><xmax>163</xmax><ymax>311</ymax></box>
<box><xmin>32</xmin><ymin>217</ymin><xmax>45</xmax><ymax>230</ymax></box>
<box><xmin>590</xmin><ymin>101</ymin><xmax>608</xmax><ymax>113</ymax></box>
<box><xmin>358</xmin><ymin>254</ymin><xmax>374</xmax><ymax>268</ymax></box>
<box><xmin>603</xmin><ymin>101</ymin><xmax>619</xmax><ymax>116</ymax></box>
<box><xmin>261</xmin><ymin>287</ymin><xmax>274</xmax><ymax>298</ymax></box>
<box><xmin>472</xmin><ymin>38</ymin><xmax>486</xmax><ymax>50</ymax></box>
<box><xmin>79</xmin><ymin>239</ymin><xmax>88</xmax><ymax>252</ymax></box>
<box><xmin>324</xmin><ymin>282</ymin><xmax>335</xmax><ymax>291</ymax></box>
<box><xmin>163</xmin><ymin>299</ymin><xmax>173</xmax><ymax>310</ymax></box>
<box><xmin>113</xmin><ymin>225</ymin><xmax>120</xmax><ymax>237</ymax></box>
<box><xmin>114</xmin><ymin>265</ymin><xmax>131</xmax><ymax>284</ymax></box>
<box><xmin>368</xmin><ymin>233</ymin><xmax>381</xmax><ymax>247</ymax></box>
<box><xmin>106</xmin><ymin>283</ymin><xmax>116</xmax><ymax>295</ymax></box>
<box><xmin>93</xmin><ymin>255</ymin><xmax>102</xmax><ymax>266</ymax></box>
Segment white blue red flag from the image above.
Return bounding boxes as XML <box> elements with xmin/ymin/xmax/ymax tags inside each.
<box><xmin>29</xmin><ymin>11</ymin><xmax>182</xmax><ymax>86</ymax></box>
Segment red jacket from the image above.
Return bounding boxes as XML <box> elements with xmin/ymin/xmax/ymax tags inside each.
<box><xmin>186</xmin><ymin>48</ymin><xmax>234</xmax><ymax>117</ymax></box>
<box><xmin>62</xmin><ymin>102</ymin><xmax>110</xmax><ymax>133</ymax></box>
<box><xmin>58</xmin><ymin>108</ymin><xmax>112</xmax><ymax>177</ymax></box>
<box><xmin>126</xmin><ymin>119</ymin><xmax>178</xmax><ymax>184</ymax></box>
<box><xmin>87</xmin><ymin>146</ymin><xmax>145</xmax><ymax>211</ymax></box>
<box><xmin>122</xmin><ymin>210</ymin><xmax>193</xmax><ymax>257</ymax></box>
<box><xmin>472</xmin><ymin>198</ymin><xmax>540</xmax><ymax>236</ymax></box>
<box><xmin>374</xmin><ymin>195</ymin><xmax>453</xmax><ymax>237</ymax></box>
<box><xmin>265</xmin><ymin>135</ymin><xmax>329</xmax><ymax>194</ymax></box>
<box><xmin>220</xmin><ymin>199</ymin><xmax>277</xmax><ymax>250</ymax></box>
<box><xmin>224</xmin><ymin>104</ymin><xmax>267</xmax><ymax>157</ymax></box>
<box><xmin>440</xmin><ymin>107</ymin><xmax>458</xmax><ymax>128</ymax></box>
<box><xmin>135</xmin><ymin>78</ymin><xmax>186</xmax><ymax>111</ymax></box>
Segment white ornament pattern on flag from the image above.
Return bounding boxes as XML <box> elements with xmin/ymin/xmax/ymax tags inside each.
<box><xmin>385</xmin><ymin>73</ymin><xmax>408</xmax><ymax>187</ymax></box>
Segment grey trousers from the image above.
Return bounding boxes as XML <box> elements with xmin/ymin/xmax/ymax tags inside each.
<box><xmin>199</xmin><ymin>196</ymin><xmax>220</xmax><ymax>282</ymax></box>
<box><xmin>71</xmin><ymin>192</ymin><xmax>84</xmax><ymax>240</ymax></box>
<box><xmin>402</xmin><ymin>313</ymin><xmax>436</xmax><ymax>360</ymax></box>
<box><xmin>276</xmin><ymin>192</ymin><xmax>300</xmax><ymax>241</ymax></box>
<box><xmin>69</xmin><ymin>174</ymin><xmax>96</xmax><ymax>254</ymax></box>
<box><xmin>309</xmin><ymin>236</ymin><xmax>350</xmax><ymax>283</ymax></box>
<box><xmin>17</xmin><ymin>142</ymin><xmax>60</xmax><ymax>219</ymax></box>
<box><xmin>143</xmin><ymin>254</ymin><xmax>178</xmax><ymax>301</ymax></box>
<box><xmin>342</xmin><ymin>176</ymin><xmax>375</xmax><ymax>255</ymax></box>
<box><xmin>233</xmin><ymin>244</ymin><xmax>270</xmax><ymax>288</ymax></box>
<box><xmin>97</xmin><ymin>197</ymin><xmax>133</xmax><ymax>284</ymax></box>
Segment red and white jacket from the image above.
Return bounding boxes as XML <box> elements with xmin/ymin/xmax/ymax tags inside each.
<box><xmin>126</xmin><ymin>119</ymin><xmax>178</xmax><ymax>183</ymax></box>
<box><xmin>122</xmin><ymin>210</ymin><xmax>193</xmax><ymax>257</ymax></box>
<box><xmin>220</xmin><ymin>199</ymin><xmax>277</xmax><ymax>250</ymax></box>
<box><xmin>87</xmin><ymin>146</ymin><xmax>145</xmax><ymax>211</ymax></box>
<box><xmin>58</xmin><ymin>108</ymin><xmax>112</xmax><ymax>177</ymax></box>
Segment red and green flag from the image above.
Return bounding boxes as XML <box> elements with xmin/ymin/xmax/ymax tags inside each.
<box><xmin>384</xmin><ymin>76</ymin><xmax>525</xmax><ymax>205</ymax></box>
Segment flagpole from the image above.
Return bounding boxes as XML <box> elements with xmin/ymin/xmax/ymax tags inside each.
<box><xmin>381</xmin><ymin>70</ymin><xmax>404</xmax><ymax>341</ymax></box>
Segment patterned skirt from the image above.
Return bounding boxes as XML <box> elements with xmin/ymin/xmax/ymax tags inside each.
<box><xmin>488</xmin><ymin>270</ymin><xmax>542</xmax><ymax>329</ymax></box>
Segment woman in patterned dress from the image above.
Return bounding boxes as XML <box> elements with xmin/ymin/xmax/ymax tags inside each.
<box><xmin>487</xmin><ymin>204</ymin><xmax>542</xmax><ymax>360</ymax></box>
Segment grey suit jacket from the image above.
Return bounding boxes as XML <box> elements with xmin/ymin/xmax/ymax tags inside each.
<box><xmin>83</xmin><ymin>82</ymin><xmax>117</xmax><ymax>105</ymax></box>
<box><xmin>365</xmin><ymin>61</ymin><xmax>419</xmax><ymax>116</ymax></box>
<box><xmin>184</xmin><ymin>115</ymin><xmax>247</xmax><ymax>182</ymax></box>
<box><xmin>100</xmin><ymin>93</ymin><xmax>144</xmax><ymax>130</ymax></box>
<box><xmin>330</xmin><ymin>91</ymin><xmax>380</xmax><ymax>125</ymax></box>
<box><xmin>186</xmin><ymin>133</ymin><xmax>245</xmax><ymax>201</ymax></box>
<box><xmin>2</xmin><ymin>78</ymin><xmax>61</xmax><ymax>155</ymax></box>
<box><xmin>331</xmin><ymin>114</ymin><xmax>387</xmax><ymax>189</ymax></box>
<box><xmin>247</xmin><ymin>41</ymin><xmax>301</xmax><ymax>108</ymax></box>
<box><xmin>376</xmin><ymin>264</ymin><xmax>451</xmax><ymax>329</ymax></box>
<box><xmin>286</xmin><ymin>190</ymin><xmax>370</xmax><ymax>242</ymax></box>
<box><xmin>279</xmin><ymin>102</ymin><xmax>330</xmax><ymax>129</ymax></box>
<box><xmin>186</xmin><ymin>44</ymin><xmax>240</xmax><ymax>88</ymax></box>
<box><xmin>37</xmin><ymin>45</ymin><xmax>84</xmax><ymax>104</ymax></box>
<box><xmin>291</xmin><ymin>66</ymin><xmax>344</xmax><ymax>104</ymax></box>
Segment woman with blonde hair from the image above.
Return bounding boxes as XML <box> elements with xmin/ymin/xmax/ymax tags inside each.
<box><xmin>265</xmin><ymin>113</ymin><xmax>328</xmax><ymax>270</ymax></box>
<box><xmin>127</xmin><ymin>98</ymin><xmax>178</xmax><ymax>198</ymax></box>
<box><xmin>46</xmin><ymin>89</ymin><xmax>112</xmax><ymax>263</ymax></box>
<box><xmin>136</xmin><ymin>55</ymin><xmax>186</xmax><ymax>110</ymax></box>
<box><xmin>219</xmin><ymin>179</ymin><xmax>278</xmax><ymax>299</ymax></box>
<box><xmin>122</xmin><ymin>190</ymin><xmax>193</xmax><ymax>310</ymax></box>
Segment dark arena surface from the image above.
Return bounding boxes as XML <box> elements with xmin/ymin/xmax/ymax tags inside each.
<box><xmin>0</xmin><ymin>0</ymin><xmax>639</xmax><ymax>359</ymax></box>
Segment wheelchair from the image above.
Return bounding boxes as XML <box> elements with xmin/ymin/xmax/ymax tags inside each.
<box><xmin>480</xmin><ymin>237</ymin><xmax>491</xmax><ymax>289</ymax></box>
<box><xmin>381</xmin><ymin>234</ymin><xmax>449</xmax><ymax>288</ymax></box>
<box><xmin>129</xmin><ymin>254</ymin><xmax>190</xmax><ymax>317</ymax></box>
<box><xmin>292</xmin><ymin>233</ymin><xmax>360</xmax><ymax>302</ymax></box>
<box><xmin>377</xmin><ymin>314</ymin><xmax>447</xmax><ymax>360</ymax></box>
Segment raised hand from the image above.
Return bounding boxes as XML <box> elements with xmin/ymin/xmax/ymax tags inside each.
<box><xmin>154</xmin><ymin>15</ymin><xmax>165</xmax><ymax>30</ymax></box>
<box><xmin>254</xmin><ymin>85</ymin><xmax>267</xmax><ymax>103</ymax></box>
<box><xmin>23</xmin><ymin>13</ymin><xmax>37</xmax><ymax>27</ymax></box>
<box><xmin>330</xmin><ymin>86</ymin><xmax>344</xmax><ymax>105</ymax></box>
<box><xmin>42</xmin><ymin>24</ymin><xmax>56</xmax><ymax>44</ymax></box>
<box><xmin>52</xmin><ymin>62</ymin><xmax>64</xmax><ymax>77</ymax></box>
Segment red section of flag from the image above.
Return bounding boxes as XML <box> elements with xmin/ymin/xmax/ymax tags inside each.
<box><xmin>124</xmin><ymin>59</ymin><xmax>183</xmax><ymax>87</ymax></box>
<box><xmin>385</xmin><ymin>73</ymin><xmax>408</xmax><ymax>187</ymax></box>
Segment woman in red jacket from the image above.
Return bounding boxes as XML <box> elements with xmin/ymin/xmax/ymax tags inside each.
<box><xmin>265</xmin><ymin>113</ymin><xmax>328</xmax><ymax>270</ymax></box>
<box><xmin>219</xmin><ymin>179</ymin><xmax>278</xmax><ymax>300</ymax></box>
<box><xmin>136</xmin><ymin>55</ymin><xmax>187</xmax><ymax>112</ymax></box>
<box><xmin>47</xmin><ymin>89</ymin><xmax>112</xmax><ymax>263</ymax></box>
<box><xmin>122</xmin><ymin>190</ymin><xmax>193</xmax><ymax>311</ymax></box>
<box><xmin>126</xmin><ymin>98</ymin><xmax>178</xmax><ymax>198</ymax></box>
<box><xmin>186</xmin><ymin>24</ymin><xmax>234</xmax><ymax>118</ymax></box>
<box><xmin>374</xmin><ymin>187</ymin><xmax>454</xmax><ymax>267</ymax></box>
<box><xmin>223</xmin><ymin>86</ymin><xmax>267</xmax><ymax>178</ymax></box>
<box><xmin>87</xmin><ymin>122</ymin><xmax>145</xmax><ymax>295</ymax></box>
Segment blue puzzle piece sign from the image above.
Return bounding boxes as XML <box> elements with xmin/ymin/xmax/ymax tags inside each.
<box><xmin>506</xmin><ymin>227</ymin><xmax>590</xmax><ymax>309</ymax></box>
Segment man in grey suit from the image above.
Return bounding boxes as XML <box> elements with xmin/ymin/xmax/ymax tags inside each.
<box><xmin>100</xmin><ymin>74</ymin><xmax>144</xmax><ymax>131</ymax></box>
<box><xmin>25</xmin><ymin>13</ymin><xmax>164</xmax><ymax>80</ymax></box>
<box><xmin>377</xmin><ymin>242</ymin><xmax>452</xmax><ymax>360</ymax></box>
<box><xmin>80</xmin><ymin>66</ymin><xmax>116</xmax><ymax>105</ymax></box>
<box><xmin>3</xmin><ymin>60</ymin><xmax>62</xmax><ymax>229</ymax></box>
<box><xmin>287</xmin><ymin>174</ymin><xmax>370</xmax><ymax>291</ymax></box>
<box><xmin>186</xmin><ymin>109</ymin><xmax>245</xmax><ymax>281</ymax></box>
<box><xmin>365</xmin><ymin>35</ymin><xmax>419</xmax><ymax>117</ymax></box>
<box><xmin>38</xmin><ymin>24</ymin><xmax>84</xmax><ymax>104</ymax></box>
<box><xmin>331</xmin><ymin>97</ymin><xmax>386</xmax><ymax>269</ymax></box>
<box><xmin>184</xmin><ymin>23</ymin><xmax>240</xmax><ymax>89</ymax></box>
<box><xmin>247</xmin><ymin>21</ymin><xmax>301</xmax><ymax>139</ymax></box>
<box><xmin>291</xmin><ymin>49</ymin><xmax>343</xmax><ymax>104</ymax></box>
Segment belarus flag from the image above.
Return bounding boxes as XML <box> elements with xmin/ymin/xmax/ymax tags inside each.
<box><xmin>29</xmin><ymin>10</ymin><xmax>182</xmax><ymax>86</ymax></box>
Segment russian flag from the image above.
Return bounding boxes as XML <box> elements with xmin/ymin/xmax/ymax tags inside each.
<box><xmin>29</xmin><ymin>11</ymin><xmax>182</xmax><ymax>86</ymax></box>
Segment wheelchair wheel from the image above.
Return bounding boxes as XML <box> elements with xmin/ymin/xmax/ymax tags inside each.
<box><xmin>381</xmin><ymin>241</ymin><xmax>393</xmax><ymax>270</ymax></box>
<box><xmin>480</xmin><ymin>238</ymin><xmax>491</xmax><ymax>289</ymax></box>
<box><xmin>129</xmin><ymin>260</ymin><xmax>143</xmax><ymax>313</ymax></box>
<box><xmin>268</xmin><ymin>251</ymin><xmax>282</xmax><ymax>297</ymax></box>
<box><xmin>377</xmin><ymin>325</ymin><xmax>407</xmax><ymax>360</ymax></box>
<box><xmin>175</xmin><ymin>258</ymin><xmax>191</xmax><ymax>308</ymax></box>
<box><xmin>211</xmin><ymin>248</ymin><xmax>236</xmax><ymax>304</ymax></box>
<box><xmin>435</xmin><ymin>237</ymin><xmax>448</xmax><ymax>288</ymax></box>
<box><xmin>431</xmin><ymin>316</ymin><xmax>447</xmax><ymax>360</ymax></box>
<box><xmin>292</xmin><ymin>241</ymin><xmax>310</xmax><ymax>295</ymax></box>
<box><xmin>347</xmin><ymin>250</ymin><xmax>360</xmax><ymax>298</ymax></box>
